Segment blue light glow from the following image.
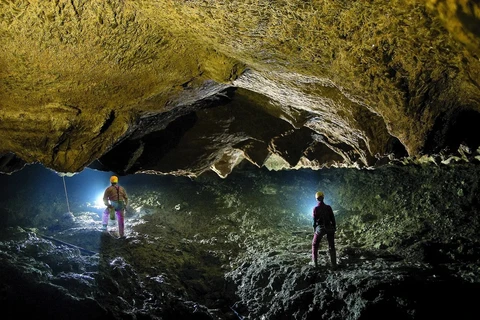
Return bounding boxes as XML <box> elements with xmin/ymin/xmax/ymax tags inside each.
<box><xmin>93</xmin><ymin>192</ymin><xmax>106</xmax><ymax>209</ymax></box>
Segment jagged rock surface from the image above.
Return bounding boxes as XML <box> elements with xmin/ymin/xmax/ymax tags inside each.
<box><xmin>0</xmin><ymin>163</ymin><xmax>479</xmax><ymax>319</ymax></box>
<box><xmin>1</xmin><ymin>1</ymin><xmax>479</xmax><ymax>176</ymax></box>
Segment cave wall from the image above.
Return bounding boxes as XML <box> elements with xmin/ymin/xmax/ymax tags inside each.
<box><xmin>2</xmin><ymin>161</ymin><xmax>479</xmax><ymax>259</ymax></box>
<box><xmin>0</xmin><ymin>1</ymin><xmax>479</xmax><ymax>176</ymax></box>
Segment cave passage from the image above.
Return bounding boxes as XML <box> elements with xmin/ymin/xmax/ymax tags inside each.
<box><xmin>1</xmin><ymin>163</ymin><xmax>480</xmax><ymax>319</ymax></box>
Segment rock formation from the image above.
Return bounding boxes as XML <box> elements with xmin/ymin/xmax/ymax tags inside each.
<box><xmin>1</xmin><ymin>0</ymin><xmax>479</xmax><ymax>177</ymax></box>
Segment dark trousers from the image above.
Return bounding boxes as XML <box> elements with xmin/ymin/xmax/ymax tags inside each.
<box><xmin>312</xmin><ymin>228</ymin><xmax>336</xmax><ymax>264</ymax></box>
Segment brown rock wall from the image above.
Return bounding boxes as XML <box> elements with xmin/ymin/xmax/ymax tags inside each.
<box><xmin>0</xmin><ymin>0</ymin><xmax>479</xmax><ymax>175</ymax></box>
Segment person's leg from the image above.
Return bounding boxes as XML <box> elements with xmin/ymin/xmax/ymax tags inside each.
<box><xmin>327</xmin><ymin>231</ymin><xmax>336</xmax><ymax>269</ymax></box>
<box><xmin>311</xmin><ymin>233</ymin><xmax>319</xmax><ymax>266</ymax></box>
<box><xmin>102</xmin><ymin>208</ymin><xmax>109</xmax><ymax>230</ymax></box>
<box><xmin>116</xmin><ymin>210</ymin><xmax>125</xmax><ymax>237</ymax></box>
<box><xmin>312</xmin><ymin>230</ymin><xmax>325</xmax><ymax>267</ymax></box>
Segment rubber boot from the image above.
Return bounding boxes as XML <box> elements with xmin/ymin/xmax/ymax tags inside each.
<box><xmin>314</xmin><ymin>258</ymin><xmax>318</xmax><ymax>268</ymax></box>
<box><xmin>329</xmin><ymin>249</ymin><xmax>337</xmax><ymax>270</ymax></box>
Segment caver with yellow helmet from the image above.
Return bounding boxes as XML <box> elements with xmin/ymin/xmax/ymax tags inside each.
<box><xmin>315</xmin><ymin>191</ymin><xmax>324</xmax><ymax>200</ymax></box>
<box><xmin>311</xmin><ymin>191</ymin><xmax>337</xmax><ymax>269</ymax></box>
<box><xmin>102</xmin><ymin>175</ymin><xmax>128</xmax><ymax>238</ymax></box>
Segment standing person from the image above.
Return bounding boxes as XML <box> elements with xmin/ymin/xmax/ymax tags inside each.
<box><xmin>102</xmin><ymin>175</ymin><xmax>128</xmax><ymax>238</ymax></box>
<box><xmin>311</xmin><ymin>191</ymin><xmax>337</xmax><ymax>269</ymax></box>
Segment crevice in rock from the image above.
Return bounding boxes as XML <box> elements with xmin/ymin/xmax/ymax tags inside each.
<box><xmin>52</xmin><ymin>125</ymin><xmax>75</xmax><ymax>163</ymax></box>
<box><xmin>99</xmin><ymin>110</ymin><xmax>116</xmax><ymax>135</ymax></box>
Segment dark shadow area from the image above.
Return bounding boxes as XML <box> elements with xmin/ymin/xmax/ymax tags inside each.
<box><xmin>96</xmin><ymin>87</ymin><xmax>236</xmax><ymax>175</ymax></box>
<box><xmin>99</xmin><ymin>110</ymin><xmax>116</xmax><ymax>135</ymax></box>
<box><xmin>425</xmin><ymin>108</ymin><xmax>480</xmax><ymax>154</ymax></box>
<box><xmin>96</xmin><ymin>112</ymin><xmax>198</xmax><ymax>175</ymax></box>
<box><xmin>0</xmin><ymin>152</ymin><xmax>26</xmax><ymax>174</ymax></box>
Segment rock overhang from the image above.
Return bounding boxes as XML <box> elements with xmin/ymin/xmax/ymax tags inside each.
<box><xmin>0</xmin><ymin>0</ymin><xmax>479</xmax><ymax>177</ymax></box>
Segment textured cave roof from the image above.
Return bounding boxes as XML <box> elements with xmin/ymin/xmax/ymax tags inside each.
<box><xmin>0</xmin><ymin>0</ymin><xmax>479</xmax><ymax>177</ymax></box>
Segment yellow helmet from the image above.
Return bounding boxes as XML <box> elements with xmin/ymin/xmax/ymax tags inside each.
<box><xmin>315</xmin><ymin>191</ymin><xmax>324</xmax><ymax>199</ymax></box>
<box><xmin>110</xmin><ymin>175</ymin><xmax>119</xmax><ymax>184</ymax></box>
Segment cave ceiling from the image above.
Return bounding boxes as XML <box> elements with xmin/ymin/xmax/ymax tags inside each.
<box><xmin>0</xmin><ymin>0</ymin><xmax>479</xmax><ymax>177</ymax></box>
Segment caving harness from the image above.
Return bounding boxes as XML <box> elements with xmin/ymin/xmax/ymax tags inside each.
<box><xmin>109</xmin><ymin>185</ymin><xmax>126</xmax><ymax>220</ymax></box>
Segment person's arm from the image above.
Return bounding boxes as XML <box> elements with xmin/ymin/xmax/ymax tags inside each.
<box><xmin>312</xmin><ymin>208</ymin><xmax>317</xmax><ymax>231</ymax></box>
<box><xmin>103</xmin><ymin>187</ymin><xmax>110</xmax><ymax>206</ymax></box>
<box><xmin>330</xmin><ymin>206</ymin><xmax>336</xmax><ymax>230</ymax></box>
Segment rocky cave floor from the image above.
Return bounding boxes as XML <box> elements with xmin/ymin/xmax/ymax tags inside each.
<box><xmin>1</xmin><ymin>164</ymin><xmax>480</xmax><ymax>319</ymax></box>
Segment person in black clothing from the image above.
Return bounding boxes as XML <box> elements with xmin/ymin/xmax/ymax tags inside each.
<box><xmin>311</xmin><ymin>191</ymin><xmax>337</xmax><ymax>269</ymax></box>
